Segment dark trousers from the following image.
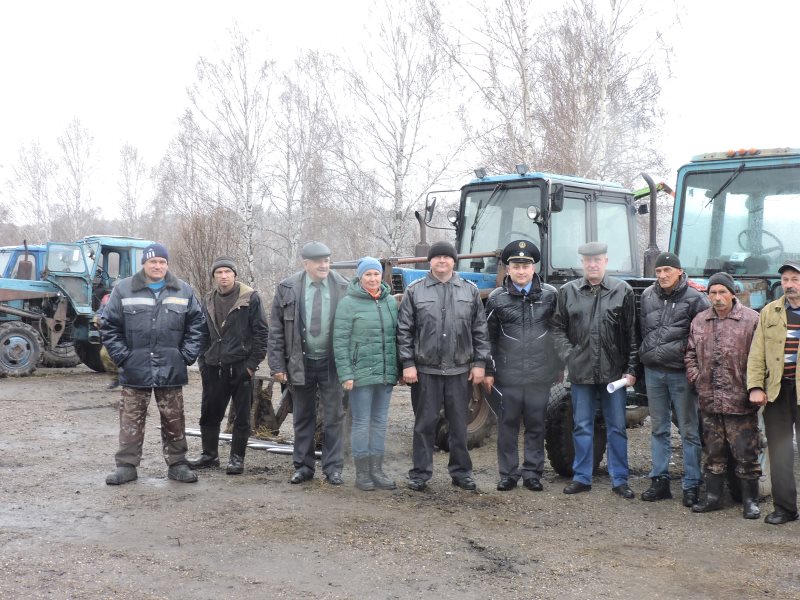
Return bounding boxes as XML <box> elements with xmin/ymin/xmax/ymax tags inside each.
<box><xmin>763</xmin><ymin>380</ymin><xmax>799</xmax><ymax>514</ymax></box>
<box><xmin>291</xmin><ymin>357</ymin><xmax>344</xmax><ymax>476</ymax></box>
<box><xmin>700</xmin><ymin>411</ymin><xmax>761</xmax><ymax>479</ymax></box>
<box><xmin>409</xmin><ymin>372</ymin><xmax>472</xmax><ymax>481</ymax></box>
<box><xmin>115</xmin><ymin>386</ymin><xmax>187</xmax><ymax>467</ymax></box>
<box><xmin>496</xmin><ymin>382</ymin><xmax>550</xmax><ymax>480</ymax></box>
<box><xmin>199</xmin><ymin>362</ymin><xmax>252</xmax><ymax>456</ymax></box>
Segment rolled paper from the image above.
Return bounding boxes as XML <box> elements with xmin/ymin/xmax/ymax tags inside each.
<box><xmin>606</xmin><ymin>378</ymin><xmax>628</xmax><ymax>393</ymax></box>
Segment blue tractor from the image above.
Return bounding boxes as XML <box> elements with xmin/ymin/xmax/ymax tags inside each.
<box><xmin>0</xmin><ymin>235</ymin><xmax>154</xmax><ymax>376</ymax></box>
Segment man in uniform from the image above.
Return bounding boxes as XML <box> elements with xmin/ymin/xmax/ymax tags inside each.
<box><xmin>268</xmin><ymin>241</ymin><xmax>349</xmax><ymax>485</ymax></box>
<box><xmin>189</xmin><ymin>257</ymin><xmax>269</xmax><ymax>475</ymax></box>
<box><xmin>484</xmin><ymin>240</ymin><xmax>560</xmax><ymax>492</ymax></box>
<box><xmin>102</xmin><ymin>243</ymin><xmax>206</xmax><ymax>485</ymax></box>
<box><xmin>397</xmin><ymin>240</ymin><xmax>491</xmax><ymax>492</ymax></box>
<box><xmin>551</xmin><ymin>242</ymin><xmax>639</xmax><ymax>498</ymax></box>
<box><xmin>748</xmin><ymin>259</ymin><xmax>800</xmax><ymax>524</ymax></box>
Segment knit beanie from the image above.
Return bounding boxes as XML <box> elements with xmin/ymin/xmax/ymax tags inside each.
<box><xmin>427</xmin><ymin>240</ymin><xmax>458</xmax><ymax>262</ymax></box>
<box><xmin>356</xmin><ymin>256</ymin><xmax>383</xmax><ymax>278</ymax></box>
<box><xmin>211</xmin><ymin>256</ymin><xmax>238</xmax><ymax>276</ymax></box>
<box><xmin>141</xmin><ymin>243</ymin><xmax>169</xmax><ymax>264</ymax></box>
<box><xmin>707</xmin><ymin>272</ymin><xmax>736</xmax><ymax>294</ymax></box>
<box><xmin>654</xmin><ymin>252</ymin><xmax>681</xmax><ymax>270</ymax></box>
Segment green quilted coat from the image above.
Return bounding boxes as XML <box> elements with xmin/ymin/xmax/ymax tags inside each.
<box><xmin>333</xmin><ymin>278</ymin><xmax>398</xmax><ymax>387</ymax></box>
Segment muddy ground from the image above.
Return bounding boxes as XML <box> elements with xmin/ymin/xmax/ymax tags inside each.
<box><xmin>1</xmin><ymin>366</ymin><xmax>798</xmax><ymax>600</ymax></box>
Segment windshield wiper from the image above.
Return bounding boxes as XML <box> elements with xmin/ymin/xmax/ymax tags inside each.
<box><xmin>468</xmin><ymin>183</ymin><xmax>504</xmax><ymax>252</ymax></box>
<box><xmin>705</xmin><ymin>162</ymin><xmax>745</xmax><ymax>208</ymax></box>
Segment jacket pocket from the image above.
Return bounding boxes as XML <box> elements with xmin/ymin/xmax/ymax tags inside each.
<box><xmin>164</xmin><ymin>303</ymin><xmax>188</xmax><ymax>331</ymax></box>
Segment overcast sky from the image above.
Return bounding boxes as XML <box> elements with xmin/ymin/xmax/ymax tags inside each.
<box><xmin>1</xmin><ymin>0</ymin><xmax>799</xmax><ymax>218</ymax></box>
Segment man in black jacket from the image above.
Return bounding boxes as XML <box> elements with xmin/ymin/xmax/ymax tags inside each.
<box><xmin>189</xmin><ymin>257</ymin><xmax>269</xmax><ymax>475</ymax></box>
<box><xmin>397</xmin><ymin>240</ymin><xmax>491</xmax><ymax>492</ymax></box>
<box><xmin>551</xmin><ymin>242</ymin><xmax>639</xmax><ymax>498</ymax></box>
<box><xmin>102</xmin><ymin>243</ymin><xmax>206</xmax><ymax>485</ymax></box>
<box><xmin>484</xmin><ymin>240</ymin><xmax>560</xmax><ymax>492</ymax></box>
<box><xmin>638</xmin><ymin>252</ymin><xmax>709</xmax><ymax>506</ymax></box>
<box><xmin>267</xmin><ymin>241</ymin><xmax>349</xmax><ymax>485</ymax></box>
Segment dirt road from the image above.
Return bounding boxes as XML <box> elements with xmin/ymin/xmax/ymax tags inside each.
<box><xmin>1</xmin><ymin>366</ymin><xmax>798</xmax><ymax>599</ymax></box>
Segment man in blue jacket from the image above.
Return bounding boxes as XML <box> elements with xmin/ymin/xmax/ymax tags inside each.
<box><xmin>102</xmin><ymin>243</ymin><xmax>206</xmax><ymax>485</ymax></box>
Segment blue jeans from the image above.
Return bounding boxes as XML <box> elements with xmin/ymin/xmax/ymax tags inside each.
<box><xmin>644</xmin><ymin>367</ymin><xmax>702</xmax><ymax>489</ymax></box>
<box><xmin>571</xmin><ymin>383</ymin><xmax>629</xmax><ymax>487</ymax></box>
<box><xmin>349</xmin><ymin>384</ymin><xmax>393</xmax><ymax>459</ymax></box>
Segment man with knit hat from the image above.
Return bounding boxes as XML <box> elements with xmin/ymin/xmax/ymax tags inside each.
<box><xmin>189</xmin><ymin>257</ymin><xmax>269</xmax><ymax>475</ymax></box>
<box><xmin>397</xmin><ymin>240</ymin><xmax>491</xmax><ymax>491</ymax></box>
<box><xmin>638</xmin><ymin>251</ymin><xmax>710</xmax><ymax>507</ymax></box>
<box><xmin>685</xmin><ymin>272</ymin><xmax>761</xmax><ymax>518</ymax></box>
<box><xmin>102</xmin><ymin>242</ymin><xmax>207</xmax><ymax>485</ymax></box>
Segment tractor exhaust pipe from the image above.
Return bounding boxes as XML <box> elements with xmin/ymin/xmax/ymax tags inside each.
<box><xmin>641</xmin><ymin>172</ymin><xmax>660</xmax><ymax>277</ymax></box>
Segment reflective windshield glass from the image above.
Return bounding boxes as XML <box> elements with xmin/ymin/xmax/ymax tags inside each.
<box><xmin>597</xmin><ymin>202</ymin><xmax>634</xmax><ymax>272</ymax></box>
<box><xmin>0</xmin><ymin>251</ymin><xmax>11</xmax><ymax>276</ymax></box>
<box><xmin>47</xmin><ymin>244</ymin><xmax>88</xmax><ymax>273</ymax></box>
<box><xmin>677</xmin><ymin>165</ymin><xmax>800</xmax><ymax>276</ymax></box>
<box><xmin>550</xmin><ymin>197</ymin><xmax>586</xmax><ymax>269</ymax></box>
<box><xmin>456</xmin><ymin>185</ymin><xmax>542</xmax><ymax>274</ymax></box>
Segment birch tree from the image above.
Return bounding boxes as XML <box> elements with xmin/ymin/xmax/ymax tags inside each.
<box><xmin>53</xmin><ymin>117</ymin><xmax>94</xmax><ymax>239</ymax></box>
<box><xmin>117</xmin><ymin>143</ymin><xmax>147</xmax><ymax>237</ymax></box>
<box><xmin>5</xmin><ymin>141</ymin><xmax>56</xmax><ymax>242</ymax></box>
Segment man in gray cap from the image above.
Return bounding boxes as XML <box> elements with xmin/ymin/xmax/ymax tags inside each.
<box><xmin>551</xmin><ymin>241</ymin><xmax>639</xmax><ymax>498</ymax></box>
<box><xmin>748</xmin><ymin>258</ymin><xmax>800</xmax><ymax>524</ymax></box>
<box><xmin>638</xmin><ymin>251</ymin><xmax>709</xmax><ymax>507</ymax></box>
<box><xmin>189</xmin><ymin>257</ymin><xmax>269</xmax><ymax>475</ymax></box>
<box><xmin>397</xmin><ymin>240</ymin><xmax>491</xmax><ymax>491</ymax></box>
<box><xmin>484</xmin><ymin>240</ymin><xmax>560</xmax><ymax>492</ymax></box>
<box><xmin>267</xmin><ymin>241</ymin><xmax>349</xmax><ymax>485</ymax></box>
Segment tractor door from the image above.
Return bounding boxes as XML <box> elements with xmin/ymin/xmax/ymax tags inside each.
<box><xmin>44</xmin><ymin>243</ymin><xmax>93</xmax><ymax>315</ymax></box>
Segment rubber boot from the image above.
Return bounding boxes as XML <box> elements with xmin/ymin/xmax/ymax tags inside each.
<box><xmin>741</xmin><ymin>478</ymin><xmax>761</xmax><ymax>520</ymax></box>
<box><xmin>369</xmin><ymin>454</ymin><xmax>396</xmax><ymax>490</ymax></box>
<box><xmin>226</xmin><ymin>431</ymin><xmax>248</xmax><ymax>475</ymax></box>
<box><xmin>189</xmin><ymin>426</ymin><xmax>220</xmax><ymax>469</ymax></box>
<box><xmin>354</xmin><ymin>456</ymin><xmax>375</xmax><ymax>491</ymax></box>
<box><xmin>692</xmin><ymin>473</ymin><xmax>724</xmax><ymax>513</ymax></box>
<box><xmin>167</xmin><ymin>463</ymin><xmax>198</xmax><ymax>483</ymax></box>
<box><xmin>106</xmin><ymin>464</ymin><xmax>137</xmax><ymax>485</ymax></box>
<box><xmin>640</xmin><ymin>476</ymin><xmax>672</xmax><ymax>501</ymax></box>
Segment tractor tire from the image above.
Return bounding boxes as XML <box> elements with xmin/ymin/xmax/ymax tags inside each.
<box><xmin>0</xmin><ymin>322</ymin><xmax>43</xmax><ymax>377</ymax></box>
<box><xmin>544</xmin><ymin>383</ymin><xmax>606</xmax><ymax>477</ymax></box>
<box><xmin>40</xmin><ymin>342</ymin><xmax>82</xmax><ymax>368</ymax></box>
<box><xmin>435</xmin><ymin>383</ymin><xmax>497</xmax><ymax>451</ymax></box>
<box><xmin>74</xmin><ymin>341</ymin><xmax>107</xmax><ymax>373</ymax></box>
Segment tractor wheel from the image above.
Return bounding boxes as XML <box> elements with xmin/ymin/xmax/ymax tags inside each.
<box><xmin>544</xmin><ymin>383</ymin><xmax>606</xmax><ymax>477</ymax></box>
<box><xmin>74</xmin><ymin>341</ymin><xmax>107</xmax><ymax>373</ymax></box>
<box><xmin>0</xmin><ymin>322</ymin><xmax>43</xmax><ymax>377</ymax></box>
<box><xmin>40</xmin><ymin>341</ymin><xmax>81</xmax><ymax>368</ymax></box>
<box><xmin>435</xmin><ymin>383</ymin><xmax>497</xmax><ymax>451</ymax></box>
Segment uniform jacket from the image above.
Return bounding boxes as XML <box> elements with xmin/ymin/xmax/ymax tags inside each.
<box><xmin>485</xmin><ymin>273</ymin><xmax>561</xmax><ymax>385</ymax></box>
<box><xmin>332</xmin><ymin>278</ymin><xmax>398</xmax><ymax>387</ymax></box>
<box><xmin>101</xmin><ymin>270</ymin><xmax>206</xmax><ymax>388</ymax></box>
<box><xmin>396</xmin><ymin>272</ymin><xmax>491</xmax><ymax>376</ymax></box>
<box><xmin>639</xmin><ymin>273</ymin><xmax>710</xmax><ymax>371</ymax></box>
<box><xmin>267</xmin><ymin>269</ymin><xmax>348</xmax><ymax>385</ymax></box>
<box><xmin>747</xmin><ymin>298</ymin><xmax>800</xmax><ymax>404</ymax></box>
<box><xmin>551</xmin><ymin>275</ymin><xmax>639</xmax><ymax>384</ymax></box>
<box><xmin>685</xmin><ymin>300</ymin><xmax>759</xmax><ymax>414</ymax></box>
<box><xmin>199</xmin><ymin>283</ymin><xmax>269</xmax><ymax>372</ymax></box>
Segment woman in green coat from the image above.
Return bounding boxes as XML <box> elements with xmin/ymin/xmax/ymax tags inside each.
<box><xmin>333</xmin><ymin>257</ymin><xmax>398</xmax><ymax>491</ymax></box>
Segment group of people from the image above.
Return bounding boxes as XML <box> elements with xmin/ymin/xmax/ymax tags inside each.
<box><xmin>99</xmin><ymin>238</ymin><xmax>800</xmax><ymax>526</ymax></box>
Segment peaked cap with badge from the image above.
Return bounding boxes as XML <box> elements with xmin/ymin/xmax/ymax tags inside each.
<box><xmin>501</xmin><ymin>239</ymin><xmax>540</xmax><ymax>264</ymax></box>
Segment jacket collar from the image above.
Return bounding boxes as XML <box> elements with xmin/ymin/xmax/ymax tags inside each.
<box><xmin>425</xmin><ymin>271</ymin><xmax>462</xmax><ymax>287</ymax></box>
<box><xmin>131</xmin><ymin>269</ymin><xmax>181</xmax><ymax>292</ymax></box>
<box><xmin>504</xmin><ymin>272</ymin><xmax>542</xmax><ymax>296</ymax></box>
<box><xmin>704</xmin><ymin>298</ymin><xmax>743</xmax><ymax>321</ymax></box>
<box><xmin>578</xmin><ymin>274</ymin><xmax>610</xmax><ymax>290</ymax></box>
<box><xmin>654</xmin><ymin>272</ymin><xmax>688</xmax><ymax>299</ymax></box>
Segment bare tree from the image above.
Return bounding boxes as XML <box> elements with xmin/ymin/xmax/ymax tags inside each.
<box><xmin>117</xmin><ymin>144</ymin><xmax>147</xmax><ymax>237</ymax></box>
<box><xmin>53</xmin><ymin>117</ymin><xmax>95</xmax><ymax>239</ymax></box>
<box><xmin>5</xmin><ymin>141</ymin><xmax>56</xmax><ymax>242</ymax></box>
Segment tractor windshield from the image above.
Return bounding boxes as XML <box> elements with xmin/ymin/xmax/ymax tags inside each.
<box><xmin>676</xmin><ymin>165</ymin><xmax>800</xmax><ymax>276</ymax></box>
<box><xmin>0</xmin><ymin>250</ymin><xmax>11</xmax><ymax>277</ymax></box>
<box><xmin>456</xmin><ymin>184</ymin><xmax>542</xmax><ymax>274</ymax></box>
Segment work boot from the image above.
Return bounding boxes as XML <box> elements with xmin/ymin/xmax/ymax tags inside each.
<box><xmin>225</xmin><ymin>431</ymin><xmax>248</xmax><ymax>475</ymax></box>
<box><xmin>741</xmin><ymin>478</ymin><xmax>761</xmax><ymax>520</ymax></box>
<box><xmin>105</xmin><ymin>464</ymin><xmax>137</xmax><ymax>486</ymax></box>
<box><xmin>226</xmin><ymin>454</ymin><xmax>244</xmax><ymax>475</ymax></box>
<box><xmin>168</xmin><ymin>463</ymin><xmax>198</xmax><ymax>483</ymax></box>
<box><xmin>640</xmin><ymin>476</ymin><xmax>672</xmax><ymax>501</ymax></box>
<box><xmin>682</xmin><ymin>486</ymin><xmax>700</xmax><ymax>508</ymax></box>
<box><xmin>354</xmin><ymin>456</ymin><xmax>375</xmax><ymax>491</ymax></box>
<box><xmin>106</xmin><ymin>377</ymin><xmax>120</xmax><ymax>390</ymax></box>
<box><xmin>189</xmin><ymin>426</ymin><xmax>220</xmax><ymax>469</ymax></box>
<box><xmin>369</xmin><ymin>454</ymin><xmax>396</xmax><ymax>490</ymax></box>
<box><xmin>692</xmin><ymin>473</ymin><xmax>724</xmax><ymax>513</ymax></box>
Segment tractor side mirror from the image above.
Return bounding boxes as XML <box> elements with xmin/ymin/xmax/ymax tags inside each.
<box><xmin>424</xmin><ymin>196</ymin><xmax>437</xmax><ymax>224</ymax></box>
<box><xmin>550</xmin><ymin>183</ymin><xmax>564</xmax><ymax>213</ymax></box>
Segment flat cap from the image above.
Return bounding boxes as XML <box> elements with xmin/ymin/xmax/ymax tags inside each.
<box><xmin>501</xmin><ymin>239</ymin><xmax>540</xmax><ymax>264</ymax></box>
<box><xmin>301</xmin><ymin>241</ymin><xmax>331</xmax><ymax>259</ymax></box>
<box><xmin>577</xmin><ymin>241</ymin><xmax>608</xmax><ymax>256</ymax></box>
<box><xmin>778</xmin><ymin>259</ymin><xmax>800</xmax><ymax>274</ymax></box>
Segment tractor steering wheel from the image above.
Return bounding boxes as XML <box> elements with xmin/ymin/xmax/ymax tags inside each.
<box><xmin>737</xmin><ymin>229</ymin><xmax>784</xmax><ymax>259</ymax></box>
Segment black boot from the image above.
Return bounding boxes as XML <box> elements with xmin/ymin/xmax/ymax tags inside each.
<box><xmin>640</xmin><ymin>476</ymin><xmax>672</xmax><ymax>501</ymax></box>
<box><xmin>692</xmin><ymin>473</ymin><xmax>724</xmax><ymax>513</ymax></box>
<box><xmin>354</xmin><ymin>456</ymin><xmax>375</xmax><ymax>491</ymax></box>
<box><xmin>369</xmin><ymin>454</ymin><xmax>396</xmax><ymax>490</ymax></box>
<box><xmin>226</xmin><ymin>431</ymin><xmax>248</xmax><ymax>475</ymax></box>
<box><xmin>106</xmin><ymin>464</ymin><xmax>137</xmax><ymax>485</ymax></box>
<box><xmin>189</xmin><ymin>426</ymin><xmax>220</xmax><ymax>469</ymax></box>
<box><xmin>741</xmin><ymin>478</ymin><xmax>761</xmax><ymax>520</ymax></box>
